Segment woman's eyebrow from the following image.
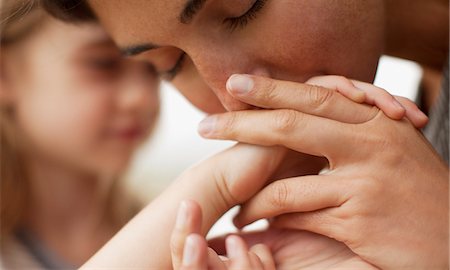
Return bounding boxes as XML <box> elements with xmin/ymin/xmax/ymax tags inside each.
<box><xmin>120</xmin><ymin>43</ymin><xmax>160</xmax><ymax>57</ymax></box>
<box><xmin>179</xmin><ymin>0</ymin><xmax>207</xmax><ymax>24</ymax></box>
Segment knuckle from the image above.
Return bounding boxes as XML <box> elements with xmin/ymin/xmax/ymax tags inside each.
<box><xmin>332</xmin><ymin>207</ymin><xmax>366</xmax><ymax>246</ymax></box>
<box><xmin>221</xmin><ymin>113</ymin><xmax>239</xmax><ymax>136</ymax></box>
<box><xmin>268</xmin><ymin>181</ymin><xmax>290</xmax><ymax>210</ymax></box>
<box><xmin>339</xmin><ymin>76</ymin><xmax>356</xmax><ymax>89</ymax></box>
<box><xmin>308</xmin><ymin>85</ymin><xmax>335</xmax><ymax>111</ymax></box>
<box><xmin>344</xmin><ymin>211</ymin><xmax>372</xmax><ymax>248</ymax></box>
<box><xmin>352</xmin><ymin>177</ymin><xmax>384</xmax><ymax>200</ymax></box>
<box><xmin>344</xmin><ymin>221</ymin><xmax>365</xmax><ymax>248</ymax></box>
<box><xmin>259</xmin><ymin>78</ymin><xmax>279</xmax><ymax>102</ymax></box>
<box><xmin>365</xmin><ymin>106</ymin><xmax>382</xmax><ymax>122</ymax></box>
<box><xmin>333</xmin><ymin>75</ymin><xmax>351</xmax><ymax>85</ymax></box>
<box><xmin>213</xmin><ymin>165</ymin><xmax>239</xmax><ymax>207</ymax></box>
<box><xmin>397</xmin><ymin>96</ymin><xmax>417</xmax><ymax>109</ymax></box>
<box><xmin>273</xmin><ymin>109</ymin><xmax>299</xmax><ymax>132</ymax></box>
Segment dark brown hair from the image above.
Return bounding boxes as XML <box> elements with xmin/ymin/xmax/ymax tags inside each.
<box><xmin>40</xmin><ymin>0</ymin><xmax>96</xmax><ymax>22</ymax></box>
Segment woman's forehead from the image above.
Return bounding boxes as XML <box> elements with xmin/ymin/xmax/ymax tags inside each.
<box><xmin>89</xmin><ymin>0</ymin><xmax>184</xmax><ymax>32</ymax></box>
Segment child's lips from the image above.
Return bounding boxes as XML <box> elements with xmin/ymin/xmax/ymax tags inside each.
<box><xmin>111</xmin><ymin>126</ymin><xmax>145</xmax><ymax>141</ymax></box>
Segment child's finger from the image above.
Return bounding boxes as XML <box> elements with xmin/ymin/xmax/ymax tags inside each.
<box><xmin>250</xmin><ymin>244</ymin><xmax>276</xmax><ymax>270</ymax></box>
<box><xmin>207</xmin><ymin>248</ymin><xmax>227</xmax><ymax>270</ymax></box>
<box><xmin>171</xmin><ymin>200</ymin><xmax>203</xmax><ymax>270</ymax></box>
<box><xmin>248</xmin><ymin>252</ymin><xmax>265</xmax><ymax>270</ymax></box>
<box><xmin>306</xmin><ymin>76</ymin><xmax>429</xmax><ymax>128</ymax></box>
<box><xmin>306</xmin><ymin>75</ymin><xmax>366</xmax><ymax>103</ymax></box>
<box><xmin>353</xmin><ymin>80</ymin><xmax>429</xmax><ymax>128</ymax></box>
<box><xmin>394</xmin><ymin>95</ymin><xmax>429</xmax><ymax>128</ymax></box>
<box><xmin>351</xmin><ymin>80</ymin><xmax>428</xmax><ymax>128</ymax></box>
<box><xmin>226</xmin><ymin>235</ymin><xmax>253</xmax><ymax>269</ymax></box>
<box><xmin>351</xmin><ymin>80</ymin><xmax>408</xmax><ymax>120</ymax></box>
<box><xmin>180</xmin><ymin>234</ymin><xmax>208</xmax><ymax>270</ymax></box>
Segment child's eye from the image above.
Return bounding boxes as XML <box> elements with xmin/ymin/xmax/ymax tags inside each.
<box><xmin>88</xmin><ymin>58</ymin><xmax>120</xmax><ymax>71</ymax></box>
<box><xmin>224</xmin><ymin>0</ymin><xmax>267</xmax><ymax>31</ymax></box>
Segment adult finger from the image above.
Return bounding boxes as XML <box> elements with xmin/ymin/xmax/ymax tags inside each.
<box><xmin>180</xmin><ymin>234</ymin><xmax>208</xmax><ymax>270</ymax></box>
<box><xmin>270</xmin><ymin>209</ymin><xmax>346</xmax><ymax>244</ymax></box>
<box><xmin>171</xmin><ymin>200</ymin><xmax>202</xmax><ymax>270</ymax></box>
<box><xmin>233</xmin><ymin>175</ymin><xmax>348</xmax><ymax>228</ymax></box>
<box><xmin>198</xmin><ymin>109</ymin><xmax>359</xmax><ymax>159</ymax></box>
<box><xmin>226</xmin><ymin>74</ymin><xmax>379</xmax><ymax>124</ymax></box>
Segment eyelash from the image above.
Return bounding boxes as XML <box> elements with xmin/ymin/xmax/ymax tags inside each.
<box><xmin>160</xmin><ymin>0</ymin><xmax>267</xmax><ymax>80</ymax></box>
<box><xmin>224</xmin><ymin>0</ymin><xmax>267</xmax><ymax>31</ymax></box>
<box><xmin>161</xmin><ymin>52</ymin><xmax>186</xmax><ymax>81</ymax></box>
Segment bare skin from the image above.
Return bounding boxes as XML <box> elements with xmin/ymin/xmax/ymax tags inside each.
<box><xmin>41</xmin><ymin>0</ymin><xmax>448</xmax><ymax>268</ymax></box>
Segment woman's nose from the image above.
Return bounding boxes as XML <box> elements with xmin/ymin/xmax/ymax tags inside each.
<box><xmin>190</xmin><ymin>58</ymin><xmax>271</xmax><ymax>112</ymax></box>
<box><xmin>204</xmin><ymin>67</ymin><xmax>272</xmax><ymax>112</ymax></box>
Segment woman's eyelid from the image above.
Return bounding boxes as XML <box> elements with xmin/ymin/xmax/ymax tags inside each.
<box><xmin>224</xmin><ymin>0</ymin><xmax>266</xmax><ymax>31</ymax></box>
<box><xmin>160</xmin><ymin>52</ymin><xmax>186</xmax><ymax>81</ymax></box>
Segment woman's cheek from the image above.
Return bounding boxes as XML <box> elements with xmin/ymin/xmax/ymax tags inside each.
<box><xmin>258</xmin><ymin>0</ymin><xmax>383</xmax><ymax>82</ymax></box>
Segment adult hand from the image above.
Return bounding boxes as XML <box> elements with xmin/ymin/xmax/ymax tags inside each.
<box><xmin>209</xmin><ymin>229</ymin><xmax>378</xmax><ymax>270</ymax></box>
<box><xmin>198</xmin><ymin>74</ymin><xmax>449</xmax><ymax>269</ymax></box>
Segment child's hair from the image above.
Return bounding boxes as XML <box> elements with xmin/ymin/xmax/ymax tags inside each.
<box><xmin>0</xmin><ymin>0</ymin><xmax>138</xmax><ymax>240</ymax></box>
<box><xmin>0</xmin><ymin>0</ymin><xmax>44</xmax><ymax>238</ymax></box>
<box><xmin>40</xmin><ymin>0</ymin><xmax>96</xmax><ymax>22</ymax></box>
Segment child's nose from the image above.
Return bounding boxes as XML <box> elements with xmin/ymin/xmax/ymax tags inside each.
<box><xmin>117</xmin><ymin>83</ymin><xmax>157</xmax><ymax>114</ymax></box>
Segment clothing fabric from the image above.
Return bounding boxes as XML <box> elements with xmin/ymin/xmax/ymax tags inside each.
<box><xmin>1</xmin><ymin>231</ymin><xmax>75</xmax><ymax>270</ymax></box>
<box><xmin>424</xmin><ymin>62</ymin><xmax>449</xmax><ymax>165</ymax></box>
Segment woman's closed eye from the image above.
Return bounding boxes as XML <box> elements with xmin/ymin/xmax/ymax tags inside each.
<box><xmin>224</xmin><ymin>0</ymin><xmax>267</xmax><ymax>31</ymax></box>
<box><xmin>160</xmin><ymin>52</ymin><xmax>186</xmax><ymax>81</ymax></box>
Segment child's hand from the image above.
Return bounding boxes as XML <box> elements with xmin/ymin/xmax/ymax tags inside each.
<box><xmin>81</xmin><ymin>144</ymin><xmax>292</xmax><ymax>269</ymax></box>
<box><xmin>305</xmin><ymin>75</ymin><xmax>428</xmax><ymax>128</ymax></box>
<box><xmin>171</xmin><ymin>200</ymin><xmax>275</xmax><ymax>270</ymax></box>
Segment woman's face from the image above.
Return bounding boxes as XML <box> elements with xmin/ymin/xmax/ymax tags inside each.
<box><xmin>3</xmin><ymin>17</ymin><xmax>159</xmax><ymax>175</ymax></box>
<box><xmin>88</xmin><ymin>0</ymin><xmax>385</xmax><ymax>112</ymax></box>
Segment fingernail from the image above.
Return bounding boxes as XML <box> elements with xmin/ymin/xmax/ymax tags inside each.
<box><xmin>227</xmin><ymin>74</ymin><xmax>254</xmax><ymax>95</ymax></box>
<box><xmin>175</xmin><ymin>201</ymin><xmax>189</xmax><ymax>230</ymax></box>
<box><xmin>419</xmin><ymin>111</ymin><xmax>429</xmax><ymax>121</ymax></box>
<box><xmin>392</xmin><ymin>99</ymin><xmax>405</xmax><ymax>111</ymax></box>
<box><xmin>198</xmin><ymin>116</ymin><xmax>217</xmax><ymax>136</ymax></box>
<box><xmin>182</xmin><ymin>235</ymin><xmax>198</xmax><ymax>266</ymax></box>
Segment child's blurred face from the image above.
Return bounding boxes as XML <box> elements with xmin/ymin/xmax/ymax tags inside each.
<box><xmin>4</xmin><ymin>17</ymin><xmax>159</xmax><ymax>175</ymax></box>
<box><xmin>88</xmin><ymin>0</ymin><xmax>385</xmax><ymax>112</ymax></box>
